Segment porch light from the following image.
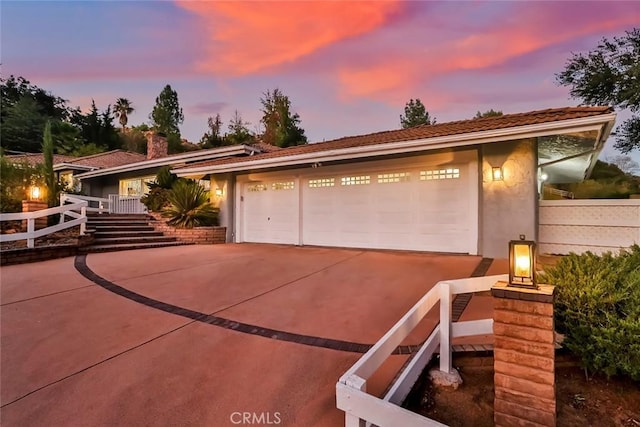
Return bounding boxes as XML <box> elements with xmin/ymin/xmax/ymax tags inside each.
<box><xmin>28</xmin><ymin>185</ymin><xmax>42</xmax><ymax>201</ymax></box>
<box><xmin>492</xmin><ymin>166</ymin><xmax>503</xmax><ymax>181</ymax></box>
<box><xmin>215</xmin><ymin>187</ymin><xmax>223</xmax><ymax>197</ymax></box>
<box><xmin>509</xmin><ymin>237</ymin><xmax>536</xmax><ymax>288</ymax></box>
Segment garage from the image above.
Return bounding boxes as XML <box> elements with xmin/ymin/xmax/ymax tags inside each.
<box><xmin>238</xmin><ymin>153</ymin><xmax>478</xmax><ymax>254</ymax></box>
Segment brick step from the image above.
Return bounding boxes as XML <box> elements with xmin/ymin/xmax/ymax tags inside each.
<box><xmin>92</xmin><ymin>236</ymin><xmax>177</xmax><ymax>245</ymax></box>
<box><xmin>87</xmin><ymin>214</ymin><xmax>150</xmax><ymax>221</ymax></box>
<box><xmin>81</xmin><ymin>241</ymin><xmax>191</xmax><ymax>253</ymax></box>
<box><xmin>89</xmin><ymin>225</ymin><xmax>155</xmax><ymax>232</ymax></box>
<box><xmin>87</xmin><ymin>220</ymin><xmax>151</xmax><ymax>226</ymax></box>
<box><xmin>93</xmin><ymin>230</ymin><xmax>164</xmax><ymax>238</ymax></box>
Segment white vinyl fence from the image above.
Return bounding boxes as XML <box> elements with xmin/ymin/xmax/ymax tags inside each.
<box><xmin>336</xmin><ymin>274</ymin><xmax>507</xmax><ymax>427</ymax></box>
<box><xmin>59</xmin><ymin>193</ymin><xmax>146</xmax><ymax>214</ymax></box>
<box><xmin>0</xmin><ymin>196</ymin><xmax>87</xmax><ymax>248</ymax></box>
<box><xmin>108</xmin><ymin>194</ymin><xmax>146</xmax><ymax>214</ymax></box>
<box><xmin>539</xmin><ymin>199</ymin><xmax>640</xmax><ymax>255</ymax></box>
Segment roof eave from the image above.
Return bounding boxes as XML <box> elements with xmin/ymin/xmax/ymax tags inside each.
<box><xmin>76</xmin><ymin>145</ymin><xmax>257</xmax><ymax>180</ymax></box>
<box><xmin>175</xmin><ymin>113</ymin><xmax>617</xmax><ymax>177</ymax></box>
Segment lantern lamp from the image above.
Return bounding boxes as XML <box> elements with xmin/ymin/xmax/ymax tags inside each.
<box><xmin>509</xmin><ymin>237</ymin><xmax>536</xmax><ymax>288</ymax></box>
<box><xmin>29</xmin><ymin>185</ymin><xmax>42</xmax><ymax>201</ymax></box>
<box><xmin>492</xmin><ymin>166</ymin><xmax>504</xmax><ymax>181</ymax></box>
<box><xmin>215</xmin><ymin>187</ymin><xmax>223</xmax><ymax>197</ymax></box>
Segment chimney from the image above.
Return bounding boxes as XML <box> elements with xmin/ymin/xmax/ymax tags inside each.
<box><xmin>146</xmin><ymin>132</ymin><xmax>169</xmax><ymax>160</ymax></box>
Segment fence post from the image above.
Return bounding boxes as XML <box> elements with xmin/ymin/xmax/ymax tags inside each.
<box><xmin>343</xmin><ymin>375</ymin><xmax>367</xmax><ymax>427</ymax></box>
<box><xmin>27</xmin><ymin>218</ymin><xmax>35</xmax><ymax>248</ymax></box>
<box><xmin>439</xmin><ymin>282</ymin><xmax>452</xmax><ymax>373</ymax></box>
<box><xmin>80</xmin><ymin>205</ymin><xmax>87</xmax><ymax>235</ymax></box>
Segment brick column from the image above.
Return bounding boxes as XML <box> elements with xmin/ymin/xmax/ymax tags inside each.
<box><xmin>491</xmin><ymin>282</ymin><xmax>556</xmax><ymax>427</ymax></box>
<box><xmin>21</xmin><ymin>200</ymin><xmax>48</xmax><ymax>231</ymax></box>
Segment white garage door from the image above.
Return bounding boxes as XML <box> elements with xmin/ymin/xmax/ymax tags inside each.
<box><xmin>238</xmin><ymin>160</ymin><xmax>476</xmax><ymax>253</ymax></box>
<box><xmin>302</xmin><ymin>165</ymin><xmax>473</xmax><ymax>253</ymax></box>
<box><xmin>242</xmin><ymin>179</ymin><xmax>298</xmax><ymax>244</ymax></box>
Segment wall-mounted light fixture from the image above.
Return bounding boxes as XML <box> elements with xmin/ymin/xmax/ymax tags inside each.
<box><xmin>509</xmin><ymin>236</ymin><xmax>536</xmax><ymax>288</ymax></box>
<box><xmin>215</xmin><ymin>187</ymin><xmax>223</xmax><ymax>197</ymax></box>
<box><xmin>28</xmin><ymin>185</ymin><xmax>42</xmax><ymax>201</ymax></box>
<box><xmin>492</xmin><ymin>166</ymin><xmax>504</xmax><ymax>181</ymax></box>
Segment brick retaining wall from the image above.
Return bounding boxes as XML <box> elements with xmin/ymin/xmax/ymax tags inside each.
<box><xmin>1</xmin><ymin>231</ymin><xmax>94</xmax><ymax>266</ymax></box>
<box><xmin>148</xmin><ymin>213</ymin><xmax>226</xmax><ymax>244</ymax></box>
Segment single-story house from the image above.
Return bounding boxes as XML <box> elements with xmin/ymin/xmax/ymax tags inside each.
<box><xmin>161</xmin><ymin>106</ymin><xmax>615</xmax><ymax>258</ymax></box>
<box><xmin>71</xmin><ymin>107</ymin><xmax>615</xmax><ymax>258</ymax></box>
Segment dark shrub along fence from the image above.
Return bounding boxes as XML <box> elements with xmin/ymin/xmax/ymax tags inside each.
<box><xmin>539</xmin><ymin>245</ymin><xmax>640</xmax><ymax>380</ymax></box>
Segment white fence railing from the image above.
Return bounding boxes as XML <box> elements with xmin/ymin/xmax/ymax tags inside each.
<box><xmin>61</xmin><ymin>193</ymin><xmax>110</xmax><ymax>214</ymax></box>
<box><xmin>108</xmin><ymin>194</ymin><xmax>146</xmax><ymax>214</ymax></box>
<box><xmin>0</xmin><ymin>197</ymin><xmax>87</xmax><ymax>249</ymax></box>
<box><xmin>336</xmin><ymin>274</ymin><xmax>507</xmax><ymax>427</ymax></box>
<box><xmin>539</xmin><ymin>199</ymin><xmax>640</xmax><ymax>255</ymax></box>
<box><xmin>60</xmin><ymin>193</ymin><xmax>147</xmax><ymax>214</ymax></box>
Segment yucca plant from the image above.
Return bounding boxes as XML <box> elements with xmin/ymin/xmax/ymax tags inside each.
<box><xmin>163</xmin><ymin>180</ymin><xmax>219</xmax><ymax>228</ymax></box>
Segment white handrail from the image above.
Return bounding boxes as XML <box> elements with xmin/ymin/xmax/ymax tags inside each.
<box><xmin>1</xmin><ymin>200</ymin><xmax>88</xmax><ymax>248</ymax></box>
<box><xmin>61</xmin><ymin>193</ymin><xmax>109</xmax><ymax>214</ymax></box>
<box><xmin>336</xmin><ymin>274</ymin><xmax>508</xmax><ymax>427</ymax></box>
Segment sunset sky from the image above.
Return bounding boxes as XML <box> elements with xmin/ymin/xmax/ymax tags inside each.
<box><xmin>3</xmin><ymin>1</ymin><xmax>639</xmax><ymax>161</ymax></box>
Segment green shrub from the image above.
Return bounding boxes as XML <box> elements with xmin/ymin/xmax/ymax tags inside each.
<box><xmin>0</xmin><ymin>157</ymin><xmax>45</xmax><ymax>213</ymax></box>
<box><xmin>163</xmin><ymin>180</ymin><xmax>218</xmax><ymax>228</ymax></box>
<box><xmin>141</xmin><ymin>187</ymin><xmax>171</xmax><ymax>212</ymax></box>
<box><xmin>141</xmin><ymin>166</ymin><xmax>179</xmax><ymax>212</ymax></box>
<box><xmin>539</xmin><ymin>246</ymin><xmax>640</xmax><ymax>380</ymax></box>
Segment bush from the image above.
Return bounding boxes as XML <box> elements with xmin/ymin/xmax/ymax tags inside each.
<box><xmin>141</xmin><ymin>166</ymin><xmax>179</xmax><ymax>212</ymax></box>
<box><xmin>163</xmin><ymin>180</ymin><xmax>218</xmax><ymax>228</ymax></box>
<box><xmin>0</xmin><ymin>157</ymin><xmax>45</xmax><ymax>213</ymax></box>
<box><xmin>539</xmin><ymin>246</ymin><xmax>640</xmax><ymax>380</ymax></box>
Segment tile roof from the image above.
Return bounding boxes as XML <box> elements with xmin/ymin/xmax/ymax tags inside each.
<box><xmin>5</xmin><ymin>153</ymin><xmax>77</xmax><ymax>167</ymax></box>
<box><xmin>63</xmin><ymin>150</ymin><xmax>146</xmax><ymax>168</ymax></box>
<box><xmin>5</xmin><ymin>150</ymin><xmax>146</xmax><ymax>169</ymax></box>
<box><xmin>175</xmin><ymin>107</ymin><xmax>613</xmax><ymax>171</ymax></box>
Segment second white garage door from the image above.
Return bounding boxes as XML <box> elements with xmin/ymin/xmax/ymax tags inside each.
<box><xmin>302</xmin><ymin>165</ymin><xmax>473</xmax><ymax>253</ymax></box>
<box><xmin>239</xmin><ymin>159</ymin><xmax>477</xmax><ymax>253</ymax></box>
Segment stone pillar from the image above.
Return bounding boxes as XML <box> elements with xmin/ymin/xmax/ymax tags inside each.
<box><xmin>491</xmin><ymin>282</ymin><xmax>556</xmax><ymax>427</ymax></box>
<box><xmin>22</xmin><ymin>200</ymin><xmax>48</xmax><ymax>231</ymax></box>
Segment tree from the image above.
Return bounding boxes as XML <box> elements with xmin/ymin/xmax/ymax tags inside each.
<box><xmin>556</xmin><ymin>28</ymin><xmax>640</xmax><ymax>153</ymax></box>
<box><xmin>114</xmin><ymin>98</ymin><xmax>134</xmax><ymax>130</ymax></box>
<box><xmin>200</xmin><ymin>114</ymin><xmax>226</xmax><ymax>148</ymax></box>
<box><xmin>72</xmin><ymin>100</ymin><xmax>122</xmax><ymax>151</ymax></box>
<box><xmin>608</xmin><ymin>155</ymin><xmax>640</xmax><ymax>175</ymax></box>
<box><xmin>260</xmin><ymin>88</ymin><xmax>307</xmax><ymax>147</ymax></box>
<box><xmin>474</xmin><ymin>109</ymin><xmax>503</xmax><ymax>119</ymax></box>
<box><xmin>226</xmin><ymin>110</ymin><xmax>254</xmax><ymax>145</ymax></box>
<box><xmin>42</xmin><ymin>121</ymin><xmax>57</xmax><ymax>207</ymax></box>
<box><xmin>400</xmin><ymin>98</ymin><xmax>435</xmax><ymax>128</ymax></box>
<box><xmin>150</xmin><ymin>84</ymin><xmax>184</xmax><ymax>137</ymax></box>
<box><xmin>0</xmin><ymin>75</ymin><xmax>70</xmax><ymax>152</ymax></box>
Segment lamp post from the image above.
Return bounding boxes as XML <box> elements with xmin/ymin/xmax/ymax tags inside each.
<box><xmin>508</xmin><ymin>236</ymin><xmax>536</xmax><ymax>288</ymax></box>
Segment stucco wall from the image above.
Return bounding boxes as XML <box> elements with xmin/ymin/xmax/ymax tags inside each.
<box><xmin>210</xmin><ymin>173</ymin><xmax>234</xmax><ymax>243</ymax></box>
<box><xmin>480</xmin><ymin>138</ymin><xmax>537</xmax><ymax>258</ymax></box>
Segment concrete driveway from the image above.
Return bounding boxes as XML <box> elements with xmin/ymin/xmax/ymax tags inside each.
<box><xmin>1</xmin><ymin>244</ymin><xmax>503</xmax><ymax>426</ymax></box>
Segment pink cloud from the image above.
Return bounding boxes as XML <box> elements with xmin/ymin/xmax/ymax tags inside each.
<box><xmin>188</xmin><ymin>101</ymin><xmax>228</xmax><ymax>116</ymax></box>
<box><xmin>335</xmin><ymin>2</ymin><xmax>638</xmax><ymax>105</ymax></box>
<box><xmin>176</xmin><ymin>1</ymin><xmax>403</xmax><ymax>76</ymax></box>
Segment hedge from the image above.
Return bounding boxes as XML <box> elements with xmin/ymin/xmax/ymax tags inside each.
<box><xmin>539</xmin><ymin>245</ymin><xmax>640</xmax><ymax>380</ymax></box>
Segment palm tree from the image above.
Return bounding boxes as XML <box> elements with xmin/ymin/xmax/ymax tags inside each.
<box><xmin>114</xmin><ymin>98</ymin><xmax>134</xmax><ymax>130</ymax></box>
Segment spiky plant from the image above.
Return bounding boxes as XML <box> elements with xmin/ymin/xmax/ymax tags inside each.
<box><xmin>163</xmin><ymin>180</ymin><xmax>218</xmax><ymax>228</ymax></box>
